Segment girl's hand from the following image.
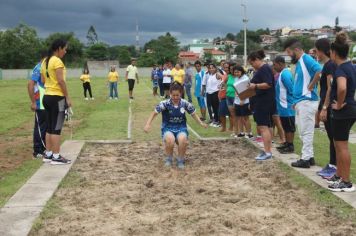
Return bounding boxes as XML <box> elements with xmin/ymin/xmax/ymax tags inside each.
<box><xmin>331</xmin><ymin>100</ymin><xmax>346</xmax><ymax>110</ymax></box>
<box><xmin>144</xmin><ymin>124</ymin><xmax>151</xmax><ymax>133</ymax></box>
<box><xmin>319</xmin><ymin>109</ymin><xmax>327</xmax><ymax>121</ymax></box>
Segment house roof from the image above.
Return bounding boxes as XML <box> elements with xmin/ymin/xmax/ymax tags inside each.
<box><xmin>203</xmin><ymin>49</ymin><xmax>226</xmax><ymax>55</ymax></box>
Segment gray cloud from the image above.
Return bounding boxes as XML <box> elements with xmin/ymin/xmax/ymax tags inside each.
<box><xmin>0</xmin><ymin>0</ymin><xmax>355</xmax><ymax>46</ymax></box>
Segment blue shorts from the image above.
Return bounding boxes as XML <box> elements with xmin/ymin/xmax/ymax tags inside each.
<box><xmin>162</xmin><ymin>128</ymin><xmax>189</xmax><ymax>141</ymax></box>
<box><xmin>219</xmin><ymin>98</ymin><xmax>230</xmax><ymax>117</ymax></box>
<box><xmin>152</xmin><ymin>79</ymin><xmax>158</xmax><ymax>88</ymax></box>
<box><xmin>196</xmin><ymin>97</ymin><xmax>206</xmax><ymax>109</ymax></box>
<box><xmin>226</xmin><ymin>97</ymin><xmax>235</xmax><ymax>107</ymax></box>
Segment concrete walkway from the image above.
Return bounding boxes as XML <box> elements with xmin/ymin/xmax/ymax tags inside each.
<box><xmin>252</xmin><ymin>140</ymin><xmax>356</xmax><ymax>209</ymax></box>
<box><xmin>0</xmin><ymin>140</ymin><xmax>84</xmax><ymax>236</ymax></box>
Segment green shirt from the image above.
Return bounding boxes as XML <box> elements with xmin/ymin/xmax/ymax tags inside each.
<box><xmin>226</xmin><ymin>74</ymin><xmax>237</xmax><ymax>98</ymax></box>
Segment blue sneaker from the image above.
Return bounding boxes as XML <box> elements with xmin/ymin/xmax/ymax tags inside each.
<box><xmin>165</xmin><ymin>157</ymin><xmax>173</xmax><ymax>167</ymax></box>
<box><xmin>318</xmin><ymin>165</ymin><xmax>337</xmax><ymax>178</ymax></box>
<box><xmin>177</xmin><ymin>158</ymin><xmax>185</xmax><ymax>169</ymax></box>
<box><xmin>316</xmin><ymin>164</ymin><xmax>329</xmax><ymax>175</ymax></box>
<box><xmin>255</xmin><ymin>152</ymin><xmax>272</xmax><ymax>161</ymax></box>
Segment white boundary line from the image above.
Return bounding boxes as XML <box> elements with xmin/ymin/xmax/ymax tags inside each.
<box><xmin>127</xmin><ymin>99</ymin><xmax>132</xmax><ymax>140</ymax></box>
<box><xmin>144</xmin><ymin>82</ymin><xmax>202</xmax><ymax>140</ymax></box>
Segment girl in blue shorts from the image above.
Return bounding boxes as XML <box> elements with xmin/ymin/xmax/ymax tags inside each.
<box><xmin>144</xmin><ymin>82</ymin><xmax>208</xmax><ymax>169</ymax></box>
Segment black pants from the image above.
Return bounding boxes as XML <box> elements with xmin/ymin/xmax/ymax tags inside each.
<box><xmin>83</xmin><ymin>82</ymin><xmax>92</xmax><ymax>98</ymax></box>
<box><xmin>33</xmin><ymin>110</ymin><xmax>47</xmax><ymax>155</ymax></box>
<box><xmin>324</xmin><ymin>108</ymin><xmax>336</xmax><ymax>166</ymax></box>
<box><xmin>206</xmin><ymin>92</ymin><xmax>219</xmax><ymax>123</ymax></box>
<box><xmin>158</xmin><ymin>79</ymin><xmax>164</xmax><ymax>96</ymax></box>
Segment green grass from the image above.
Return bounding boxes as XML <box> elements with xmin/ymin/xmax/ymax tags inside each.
<box><xmin>0</xmin><ymin>80</ymin><xmax>34</xmax><ymax>134</ymax></box>
<box><xmin>278</xmin><ymin>161</ymin><xmax>356</xmax><ymax>220</ymax></box>
<box><xmin>0</xmin><ymin>77</ymin><xmax>130</xmax><ymax>207</ymax></box>
<box><xmin>0</xmin><ymin>159</ymin><xmax>42</xmax><ymax>207</ymax></box>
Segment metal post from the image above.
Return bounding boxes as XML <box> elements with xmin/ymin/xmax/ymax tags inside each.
<box><xmin>0</xmin><ymin>68</ymin><xmax>2</xmax><ymax>80</ymax></box>
<box><xmin>241</xmin><ymin>3</ymin><xmax>248</xmax><ymax>68</ymax></box>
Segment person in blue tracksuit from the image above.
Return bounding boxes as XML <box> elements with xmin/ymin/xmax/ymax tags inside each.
<box><xmin>273</xmin><ymin>56</ymin><xmax>296</xmax><ymax>154</ymax></box>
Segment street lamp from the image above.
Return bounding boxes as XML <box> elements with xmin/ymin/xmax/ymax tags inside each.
<box><xmin>241</xmin><ymin>3</ymin><xmax>248</xmax><ymax>68</ymax></box>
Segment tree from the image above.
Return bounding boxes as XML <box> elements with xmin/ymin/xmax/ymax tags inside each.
<box><xmin>108</xmin><ymin>45</ymin><xmax>131</xmax><ymax>64</ymax></box>
<box><xmin>44</xmin><ymin>32</ymin><xmax>84</xmax><ymax>67</ymax></box>
<box><xmin>86</xmin><ymin>42</ymin><xmax>109</xmax><ymax>60</ymax></box>
<box><xmin>225</xmin><ymin>33</ymin><xmax>235</xmax><ymax>41</ymax></box>
<box><xmin>0</xmin><ymin>23</ymin><xmax>42</xmax><ymax>69</ymax></box>
<box><xmin>137</xmin><ymin>53</ymin><xmax>156</xmax><ymax>67</ymax></box>
<box><xmin>142</xmin><ymin>32</ymin><xmax>179</xmax><ymax>65</ymax></box>
<box><xmin>86</xmin><ymin>25</ymin><xmax>98</xmax><ymax>45</ymax></box>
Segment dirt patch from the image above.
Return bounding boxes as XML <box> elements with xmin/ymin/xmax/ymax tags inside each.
<box><xmin>0</xmin><ymin>121</ymin><xmax>34</xmax><ymax>175</ymax></box>
<box><xmin>33</xmin><ymin>140</ymin><xmax>356</xmax><ymax>235</ymax></box>
<box><xmin>0</xmin><ymin>120</ymin><xmax>77</xmax><ymax>175</ymax></box>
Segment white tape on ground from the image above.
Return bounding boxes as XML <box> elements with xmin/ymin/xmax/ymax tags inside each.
<box><xmin>127</xmin><ymin>100</ymin><xmax>132</xmax><ymax>140</ymax></box>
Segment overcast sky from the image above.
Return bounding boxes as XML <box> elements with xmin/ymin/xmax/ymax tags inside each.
<box><xmin>1</xmin><ymin>0</ymin><xmax>355</xmax><ymax>46</ymax></box>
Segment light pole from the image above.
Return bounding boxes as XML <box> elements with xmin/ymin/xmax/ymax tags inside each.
<box><xmin>241</xmin><ymin>3</ymin><xmax>248</xmax><ymax>68</ymax></box>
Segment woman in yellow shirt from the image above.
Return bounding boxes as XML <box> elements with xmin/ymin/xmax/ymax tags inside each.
<box><xmin>40</xmin><ymin>39</ymin><xmax>71</xmax><ymax>165</ymax></box>
<box><xmin>80</xmin><ymin>68</ymin><xmax>94</xmax><ymax>100</ymax></box>
<box><xmin>107</xmin><ymin>66</ymin><xmax>119</xmax><ymax>99</ymax></box>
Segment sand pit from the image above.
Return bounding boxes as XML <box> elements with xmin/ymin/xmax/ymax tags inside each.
<box><xmin>32</xmin><ymin>140</ymin><xmax>356</xmax><ymax>235</ymax></box>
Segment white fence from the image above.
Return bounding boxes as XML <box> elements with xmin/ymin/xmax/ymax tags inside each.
<box><xmin>0</xmin><ymin>67</ymin><xmax>154</xmax><ymax>80</ymax></box>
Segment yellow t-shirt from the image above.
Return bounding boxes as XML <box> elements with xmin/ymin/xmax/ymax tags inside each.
<box><xmin>171</xmin><ymin>68</ymin><xmax>185</xmax><ymax>84</ymax></box>
<box><xmin>80</xmin><ymin>74</ymin><xmax>90</xmax><ymax>83</ymax></box>
<box><xmin>126</xmin><ymin>65</ymin><xmax>138</xmax><ymax>80</ymax></box>
<box><xmin>40</xmin><ymin>56</ymin><xmax>66</xmax><ymax>96</ymax></box>
<box><xmin>108</xmin><ymin>71</ymin><xmax>119</xmax><ymax>82</ymax></box>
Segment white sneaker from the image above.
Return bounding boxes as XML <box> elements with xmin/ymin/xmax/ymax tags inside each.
<box><xmin>114</xmin><ymin>97</ymin><xmax>118</xmax><ymax>100</ymax></box>
<box><xmin>85</xmin><ymin>97</ymin><xmax>89</xmax><ymax>100</ymax></box>
<box><xmin>91</xmin><ymin>97</ymin><xmax>95</xmax><ymax>100</ymax></box>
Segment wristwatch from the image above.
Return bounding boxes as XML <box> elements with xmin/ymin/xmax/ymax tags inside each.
<box><xmin>322</xmin><ymin>105</ymin><xmax>327</xmax><ymax>110</ymax></box>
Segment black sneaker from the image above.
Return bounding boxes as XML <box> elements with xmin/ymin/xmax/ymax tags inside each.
<box><xmin>43</xmin><ymin>155</ymin><xmax>53</xmax><ymax>163</ymax></box>
<box><xmin>328</xmin><ymin>181</ymin><xmax>355</xmax><ymax>192</ymax></box>
<box><xmin>326</xmin><ymin>174</ymin><xmax>341</xmax><ymax>184</ymax></box>
<box><xmin>237</xmin><ymin>133</ymin><xmax>245</xmax><ymax>138</ymax></box>
<box><xmin>276</xmin><ymin>142</ymin><xmax>288</xmax><ymax>150</ymax></box>
<box><xmin>247</xmin><ymin>133</ymin><xmax>254</xmax><ymax>139</ymax></box>
<box><xmin>309</xmin><ymin>158</ymin><xmax>315</xmax><ymax>166</ymax></box>
<box><xmin>291</xmin><ymin>159</ymin><xmax>310</xmax><ymax>168</ymax></box>
<box><xmin>279</xmin><ymin>145</ymin><xmax>294</xmax><ymax>154</ymax></box>
<box><xmin>50</xmin><ymin>155</ymin><xmax>71</xmax><ymax>165</ymax></box>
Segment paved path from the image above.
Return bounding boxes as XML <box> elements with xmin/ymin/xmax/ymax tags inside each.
<box><xmin>0</xmin><ymin>140</ymin><xmax>84</xmax><ymax>236</ymax></box>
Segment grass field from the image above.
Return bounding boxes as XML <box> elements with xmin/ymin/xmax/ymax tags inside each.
<box><xmin>0</xmin><ymin>76</ymin><xmax>355</xmax><ymax>221</ymax></box>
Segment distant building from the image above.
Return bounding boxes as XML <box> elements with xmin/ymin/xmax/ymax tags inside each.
<box><xmin>178</xmin><ymin>51</ymin><xmax>200</xmax><ymax>64</ymax></box>
<box><xmin>189</xmin><ymin>42</ymin><xmax>214</xmax><ymax>56</ymax></box>
<box><xmin>203</xmin><ymin>48</ymin><xmax>227</xmax><ymax>61</ymax></box>
<box><xmin>281</xmin><ymin>27</ymin><xmax>292</xmax><ymax>36</ymax></box>
<box><xmin>260</xmin><ymin>35</ymin><xmax>278</xmax><ymax>47</ymax></box>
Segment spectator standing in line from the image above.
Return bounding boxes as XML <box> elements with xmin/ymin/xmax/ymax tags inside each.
<box><xmin>184</xmin><ymin>62</ymin><xmax>194</xmax><ymax>103</ymax></box>
<box><xmin>151</xmin><ymin>64</ymin><xmax>159</xmax><ymax>96</ymax></box>
<box><xmin>248</xmin><ymin>50</ymin><xmax>276</xmax><ymax>161</ymax></box>
<box><xmin>273</xmin><ymin>56</ymin><xmax>296</xmax><ymax>154</ymax></box>
<box><xmin>162</xmin><ymin>62</ymin><xmax>173</xmax><ymax>99</ymax></box>
<box><xmin>158</xmin><ymin>65</ymin><xmax>164</xmax><ymax>98</ymax></box>
<box><xmin>194</xmin><ymin>60</ymin><xmax>207</xmax><ymax>121</ymax></box>
<box><xmin>314</xmin><ymin>38</ymin><xmax>338</xmax><ymax>178</ymax></box>
<box><xmin>284</xmin><ymin>38</ymin><xmax>322</xmax><ymax>168</ymax></box>
<box><xmin>327</xmin><ymin>32</ymin><xmax>356</xmax><ymax>192</ymax></box>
